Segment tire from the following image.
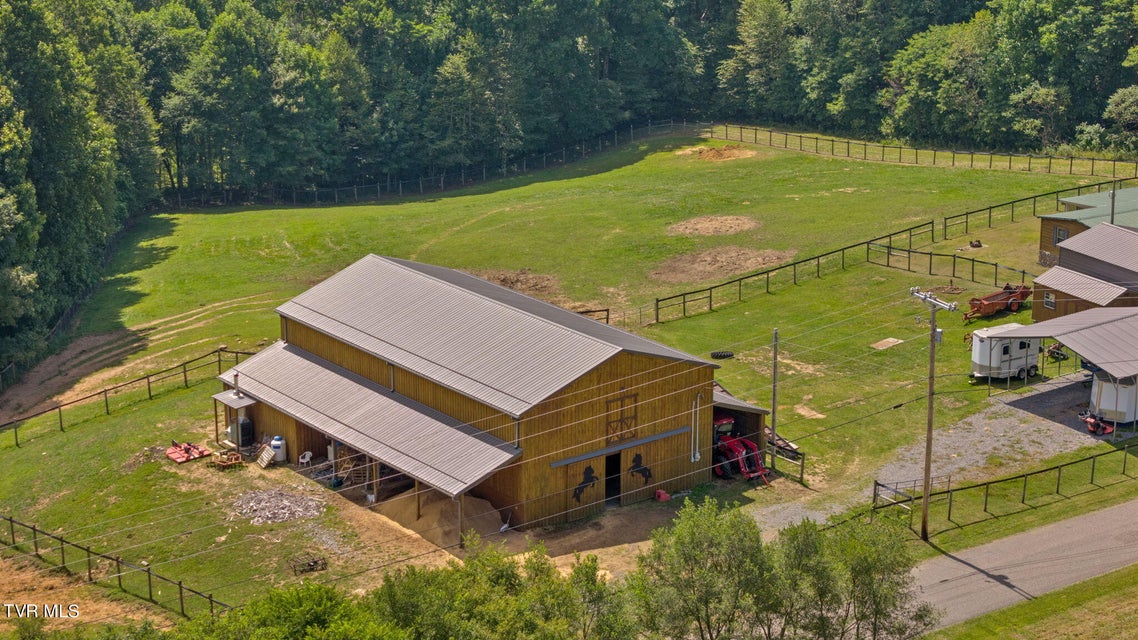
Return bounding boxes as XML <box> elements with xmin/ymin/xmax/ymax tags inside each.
<box><xmin>1009</xmin><ymin>300</ymin><xmax>1021</xmax><ymax>312</ymax></box>
<box><xmin>1017</xmin><ymin>368</ymin><xmax>1027</xmax><ymax>380</ymax></box>
<box><xmin>1027</xmin><ymin>365</ymin><xmax>1038</xmax><ymax>378</ymax></box>
<box><xmin>711</xmin><ymin>351</ymin><xmax>734</xmax><ymax>360</ymax></box>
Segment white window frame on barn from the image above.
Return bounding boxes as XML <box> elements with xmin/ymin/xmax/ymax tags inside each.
<box><xmin>1044</xmin><ymin>291</ymin><xmax>1056</xmax><ymax>309</ymax></box>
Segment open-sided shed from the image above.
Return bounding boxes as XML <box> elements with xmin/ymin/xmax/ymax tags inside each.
<box><xmin>995</xmin><ymin>308</ymin><xmax>1138</xmax><ymax>424</ymax></box>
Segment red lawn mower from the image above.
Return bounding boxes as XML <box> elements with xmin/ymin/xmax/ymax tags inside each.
<box><xmin>1079</xmin><ymin>410</ymin><xmax>1116</xmax><ymax>436</ymax></box>
<box><xmin>711</xmin><ymin>414</ymin><xmax>771</xmax><ymax>484</ymax></box>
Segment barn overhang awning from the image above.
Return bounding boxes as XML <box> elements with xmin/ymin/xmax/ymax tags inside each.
<box><xmin>712</xmin><ymin>381</ymin><xmax>770</xmax><ymax>416</ymax></box>
<box><xmin>212</xmin><ymin>389</ymin><xmax>258</xmax><ymax>409</ymax></box>
<box><xmin>217</xmin><ymin>342</ymin><xmax>520</xmax><ymax>497</ymax></box>
<box><xmin>991</xmin><ymin>308</ymin><xmax>1138</xmax><ymax>380</ymax></box>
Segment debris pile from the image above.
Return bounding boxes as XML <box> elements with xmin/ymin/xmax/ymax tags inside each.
<box><xmin>233</xmin><ymin>489</ymin><xmax>323</xmax><ymax>525</ymax></box>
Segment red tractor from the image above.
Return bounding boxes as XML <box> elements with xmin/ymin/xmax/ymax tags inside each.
<box><xmin>711</xmin><ymin>414</ymin><xmax>771</xmax><ymax>484</ymax></box>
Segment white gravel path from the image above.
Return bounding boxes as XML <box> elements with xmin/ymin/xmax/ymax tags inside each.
<box><xmin>752</xmin><ymin>374</ymin><xmax>1134</xmax><ymax>532</ymax></box>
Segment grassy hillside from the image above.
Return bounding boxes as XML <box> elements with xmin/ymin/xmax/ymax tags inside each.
<box><xmin>1</xmin><ymin>134</ymin><xmax>1116</xmax><ymax>627</ymax></box>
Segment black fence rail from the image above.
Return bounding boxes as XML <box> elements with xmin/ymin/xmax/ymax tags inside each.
<box><xmin>651</xmin><ymin>221</ymin><xmax>935</xmax><ymax>323</ymax></box>
<box><xmin>867</xmin><ymin>243</ymin><xmax>1035</xmax><ymax>287</ymax></box>
<box><xmin>707</xmin><ymin>124</ymin><xmax>1138</xmax><ymax>179</ymax></box>
<box><xmin>872</xmin><ymin>442</ymin><xmax>1138</xmax><ymax>536</ymax></box>
<box><xmin>942</xmin><ymin>177</ymin><xmax>1138</xmax><ymax>240</ymax></box>
<box><xmin>168</xmin><ymin>120</ymin><xmax>697</xmax><ymax>208</ymax></box>
<box><xmin>2</xmin><ymin>514</ymin><xmax>231</xmax><ymax>619</ymax></box>
<box><xmin>0</xmin><ymin>349</ymin><xmax>256</xmax><ymax>449</ymax></box>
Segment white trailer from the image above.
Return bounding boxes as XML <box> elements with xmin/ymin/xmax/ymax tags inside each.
<box><xmin>1089</xmin><ymin>371</ymin><xmax>1138</xmax><ymax>424</ymax></box>
<box><xmin>970</xmin><ymin>323</ymin><xmax>1040</xmax><ymax>380</ymax></box>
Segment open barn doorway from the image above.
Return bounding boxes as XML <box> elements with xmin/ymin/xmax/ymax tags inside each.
<box><xmin>605</xmin><ymin>453</ymin><xmax>621</xmax><ymax>505</ymax></box>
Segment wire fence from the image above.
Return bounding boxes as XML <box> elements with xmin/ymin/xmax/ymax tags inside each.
<box><xmin>0</xmin><ymin>349</ymin><xmax>255</xmax><ymax>450</ymax></box>
<box><xmin>1</xmin><ymin>513</ymin><xmax>231</xmax><ymax>619</ymax></box>
<box><xmin>866</xmin><ymin>244</ymin><xmax>1035</xmax><ymax>287</ymax></box>
<box><xmin>167</xmin><ymin>120</ymin><xmax>698</xmax><ymax>208</ymax></box>
<box><xmin>871</xmin><ymin>441</ymin><xmax>1138</xmax><ymax>536</ymax></box>
<box><xmin>707</xmin><ymin>123</ymin><xmax>1138</xmax><ymax>179</ymax></box>
<box><xmin>651</xmin><ymin>221</ymin><xmax>935</xmax><ymax>323</ymax></box>
<box><xmin>942</xmin><ymin>177</ymin><xmax>1138</xmax><ymax>240</ymax></box>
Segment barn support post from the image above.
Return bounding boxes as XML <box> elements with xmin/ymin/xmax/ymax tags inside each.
<box><xmin>416</xmin><ymin>480</ymin><xmax>422</xmax><ymax>520</ymax></box>
<box><xmin>457</xmin><ymin>496</ymin><xmax>464</xmax><ymax>549</ymax></box>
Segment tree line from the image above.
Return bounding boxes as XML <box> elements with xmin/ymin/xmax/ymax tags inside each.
<box><xmin>13</xmin><ymin>499</ymin><xmax>938</xmax><ymax>640</ymax></box>
<box><xmin>1</xmin><ymin>0</ymin><xmax>1136</xmax><ymax>370</ymax></box>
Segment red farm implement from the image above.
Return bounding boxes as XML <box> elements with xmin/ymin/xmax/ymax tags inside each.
<box><xmin>711</xmin><ymin>415</ymin><xmax>771</xmax><ymax>484</ymax></box>
<box><xmin>963</xmin><ymin>284</ymin><xmax>1032</xmax><ymax>322</ymax></box>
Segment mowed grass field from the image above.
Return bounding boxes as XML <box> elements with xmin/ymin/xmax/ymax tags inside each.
<box><xmin>3</xmin><ymin>133</ymin><xmax>1129</xmax><ymax>628</ymax></box>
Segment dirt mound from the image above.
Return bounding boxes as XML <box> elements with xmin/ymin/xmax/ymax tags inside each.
<box><xmin>667</xmin><ymin>216</ymin><xmax>759</xmax><ymax>237</ymax></box>
<box><xmin>674</xmin><ymin>144</ymin><xmax>757</xmax><ymax>161</ymax></box>
<box><xmin>471</xmin><ymin>269</ymin><xmax>592</xmax><ymax>311</ymax></box>
<box><xmin>376</xmin><ymin>489</ymin><xmax>504</xmax><ymax>548</ymax></box>
<box><xmin>650</xmin><ymin>247</ymin><xmax>796</xmax><ymax>283</ymax></box>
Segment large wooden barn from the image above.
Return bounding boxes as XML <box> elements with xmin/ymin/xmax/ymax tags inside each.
<box><xmin>211</xmin><ymin>255</ymin><xmax>767</xmax><ymax>533</ymax></box>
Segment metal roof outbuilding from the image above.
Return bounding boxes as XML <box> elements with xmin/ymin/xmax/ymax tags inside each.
<box><xmin>989</xmin><ymin>308</ymin><xmax>1138</xmax><ymax>379</ymax></box>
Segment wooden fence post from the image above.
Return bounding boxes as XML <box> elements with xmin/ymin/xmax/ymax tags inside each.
<box><xmin>116</xmin><ymin>557</ymin><xmax>123</xmax><ymax>589</ymax></box>
<box><xmin>983</xmin><ymin>483</ymin><xmax>990</xmax><ymax>514</ymax></box>
<box><xmin>182</xmin><ymin>363</ymin><xmax>188</xmax><ymax>388</ymax></box>
<box><xmin>60</xmin><ymin>537</ymin><xmax>65</xmax><ymax>570</ymax></box>
<box><xmin>179</xmin><ymin>581</ymin><xmax>186</xmax><ymax>616</ymax></box>
<box><xmin>86</xmin><ymin>546</ymin><xmax>93</xmax><ymax>581</ymax></box>
<box><xmin>104</xmin><ymin>389</ymin><xmax>110</xmax><ymax>414</ymax></box>
<box><xmin>146</xmin><ymin>375</ymin><xmax>152</xmax><ymax>400</ymax></box>
<box><xmin>32</xmin><ymin>524</ymin><xmax>39</xmax><ymax>555</ymax></box>
<box><xmin>8</xmin><ymin>516</ymin><xmax>14</xmax><ymax>545</ymax></box>
<box><xmin>147</xmin><ymin>566</ymin><xmax>153</xmax><ymax>601</ymax></box>
<box><xmin>58</xmin><ymin>407</ymin><xmax>64</xmax><ymax>432</ymax></box>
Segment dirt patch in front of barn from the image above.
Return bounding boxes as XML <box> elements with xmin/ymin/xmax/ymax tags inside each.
<box><xmin>674</xmin><ymin>144</ymin><xmax>758</xmax><ymax>162</ymax></box>
<box><xmin>651</xmin><ymin>248</ymin><xmax>796</xmax><ymax>284</ymax></box>
<box><xmin>667</xmin><ymin>216</ymin><xmax>759</xmax><ymax>237</ymax></box>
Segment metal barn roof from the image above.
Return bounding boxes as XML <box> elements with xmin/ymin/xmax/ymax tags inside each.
<box><xmin>991</xmin><ymin>308</ymin><xmax>1138</xmax><ymax>379</ymax></box>
<box><xmin>219</xmin><ymin>342</ymin><xmax>520</xmax><ymax>497</ymax></box>
<box><xmin>1033</xmin><ymin>267</ymin><xmax>1127</xmax><ymax>306</ymax></box>
<box><xmin>1047</xmin><ymin>188</ymin><xmax>1138</xmax><ymax>228</ymax></box>
<box><xmin>277</xmin><ymin>254</ymin><xmax>715</xmax><ymax>417</ymax></box>
<box><xmin>1056</xmin><ymin>224</ymin><xmax>1138</xmax><ymax>273</ymax></box>
<box><xmin>711</xmin><ymin>381</ymin><xmax>770</xmax><ymax>415</ymax></box>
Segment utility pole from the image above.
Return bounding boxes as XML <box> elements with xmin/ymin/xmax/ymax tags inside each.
<box><xmin>910</xmin><ymin>287</ymin><xmax>957</xmax><ymax>541</ymax></box>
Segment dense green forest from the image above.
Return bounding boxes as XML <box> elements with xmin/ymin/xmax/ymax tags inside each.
<box><xmin>1</xmin><ymin>0</ymin><xmax>1137</xmax><ymax>372</ymax></box>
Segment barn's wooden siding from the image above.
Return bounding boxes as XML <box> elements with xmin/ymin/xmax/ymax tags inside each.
<box><xmin>517</xmin><ymin>352</ymin><xmax>714</xmax><ymax>527</ymax></box>
<box><xmin>247</xmin><ymin>402</ymin><xmax>303</xmax><ymax>464</ymax></box>
<box><xmin>281</xmin><ymin>318</ymin><xmax>715</xmax><ymax>528</ymax></box>
<box><xmin>1033</xmin><ymin>284</ymin><xmax>1138</xmax><ymax>322</ymax></box>
<box><xmin>283</xmin><ymin>319</ymin><xmax>392</xmax><ymax>385</ymax></box>
<box><xmin>1038</xmin><ymin>219</ymin><xmax>1087</xmax><ymax>263</ymax></box>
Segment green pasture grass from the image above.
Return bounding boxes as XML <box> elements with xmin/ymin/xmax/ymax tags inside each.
<box><xmin>0</xmin><ymin>382</ymin><xmax>390</xmax><ymax>615</ymax></box>
<box><xmin>75</xmin><ymin>135</ymin><xmax>1075</xmax><ymax>381</ymax></box>
<box><xmin>0</xmin><ymin>133</ymin><xmax>1117</xmax><ymax>621</ymax></box>
<box><xmin>926</xmin><ymin>560</ymin><xmax>1138</xmax><ymax>639</ymax></box>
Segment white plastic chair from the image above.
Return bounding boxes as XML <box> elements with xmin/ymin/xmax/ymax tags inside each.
<box><xmin>298</xmin><ymin>451</ymin><xmax>313</xmax><ymax>468</ymax></box>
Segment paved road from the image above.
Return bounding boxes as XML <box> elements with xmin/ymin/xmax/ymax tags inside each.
<box><xmin>914</xmin><ymin>498</ymin><xmax>1138</xmax><ymax>628</ymax></box>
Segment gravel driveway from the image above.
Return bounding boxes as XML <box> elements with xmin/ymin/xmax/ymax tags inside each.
<box><xmin>753</xmin><ymin>373</ymin><xmax>1133</xmax><ymax>532</ymax></box>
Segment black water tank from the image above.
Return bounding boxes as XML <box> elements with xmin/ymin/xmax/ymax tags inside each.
<box><xmin>237</xmin><ymin>416</ymin><xmax>254</xmax><ymax>447</ymax></box>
